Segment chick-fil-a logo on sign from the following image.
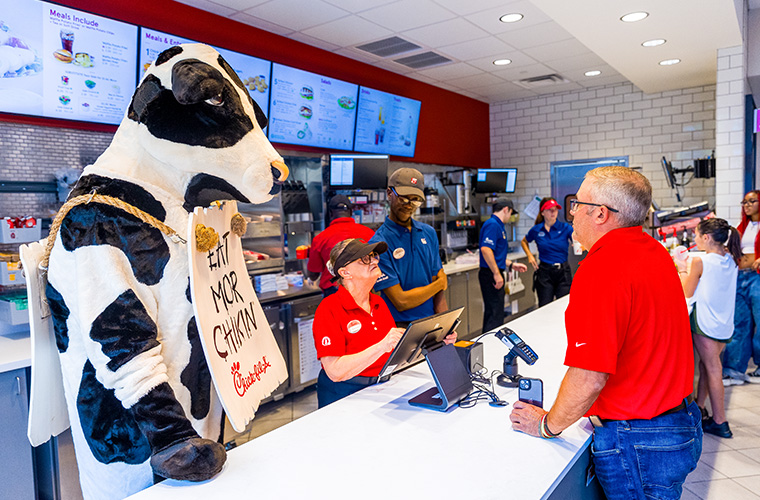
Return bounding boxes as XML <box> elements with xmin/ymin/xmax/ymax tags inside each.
<box><xmin>231</xmin><ymin>357</ymin><xmax>273</xmax><ymax>397</ymax></box>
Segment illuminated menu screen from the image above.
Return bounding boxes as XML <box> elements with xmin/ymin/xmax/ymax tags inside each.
<box><xmin>138</xmin><ymin>28</ymin><xmax>271</xmax><ymax>117</ymax></box>
<box><xmin>354</xmin><ymin>86</ymin><xmax>421</xmax><ymax>157</ymax></box>
<box><xmin>268</xmin><ymin>63</ymin><xmax>358</xmax><ymax>150</ymax></box>
<box><xmin>0</xmin><ymin>0</ymin><xmax>138</xmax><ymax>125</ymax></box>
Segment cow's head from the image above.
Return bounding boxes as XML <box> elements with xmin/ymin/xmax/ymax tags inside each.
<box><xmin>125</xmin><ymin>44</ymin><xmax>287</xmax><ymax>208</ymax></box>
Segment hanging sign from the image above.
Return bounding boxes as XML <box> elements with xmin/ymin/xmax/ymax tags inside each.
<box><xmin>188</xmin><ymin>201</ymin><xmax>288</xmax><ymax>432</ymax></box>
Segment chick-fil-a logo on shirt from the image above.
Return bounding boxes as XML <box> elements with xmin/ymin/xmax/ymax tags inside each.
<box><xmin>231</xmin><ymin>357</ymin><xmax>272</xmax><ymax>397</ymax></box>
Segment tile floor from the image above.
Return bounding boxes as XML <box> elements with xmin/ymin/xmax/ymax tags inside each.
<box><xmin>59</xmin><ymin>375</ymin><xmax>760</xmax><ymax>499</ymax></box>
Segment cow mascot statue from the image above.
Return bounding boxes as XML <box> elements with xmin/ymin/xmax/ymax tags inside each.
<box><xmin>41</xmin><ymin>44</ymin><xmax>288</xmax><ymax>499</ymax></box>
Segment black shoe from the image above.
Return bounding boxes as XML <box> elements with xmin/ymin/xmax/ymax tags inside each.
<box><xmin>703</xmin><ymin>418</ymin><xmax>733</xmax><ymax>438</ymax></box>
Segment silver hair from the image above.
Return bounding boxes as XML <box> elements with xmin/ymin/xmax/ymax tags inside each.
<box><xmin>326</xmin><ymin>238</ymin><xmax>356</xmax><ymax>285</ymax></box>
<box><xmin>584</xmin><ymin>166</ymin><xmax>652</xmax><ymax>227</ymax></box>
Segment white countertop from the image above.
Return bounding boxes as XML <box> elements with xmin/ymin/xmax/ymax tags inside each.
<box><xmin>128</xmin><ymin>296</ymin><xmax>589</xmax><ymax>500</ymax></box>
<box><xmin>0</xmin><ymin>330</ymin><xmax>32</xmax><ymax>373</ymax></box>
<box><xmin>443</xmin><ymin>250</ymin><xmax>527</xmax><ymax>275</ymax></box>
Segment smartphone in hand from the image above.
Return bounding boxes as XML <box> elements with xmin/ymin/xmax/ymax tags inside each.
<box><xmin>518</xmin><ymin>377</ymin><xmax>543</xmax><ymax>408</ymax></box>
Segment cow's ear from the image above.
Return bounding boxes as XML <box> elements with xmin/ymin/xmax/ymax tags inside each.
<box><xmin>128</xmin><ymin>75</ymin><xmax>163</xmax><ymax>123</ymax></box>
<box><xmin>171</xmin><ymin>59</ymin><xmax>224</xmax><ymax>105</ymax></box>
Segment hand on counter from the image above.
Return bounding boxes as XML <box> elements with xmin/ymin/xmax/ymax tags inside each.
<box><xmin>509</xmin><ymin>400</ymin><xmax>545</xmax><ymax>438</ymax></box>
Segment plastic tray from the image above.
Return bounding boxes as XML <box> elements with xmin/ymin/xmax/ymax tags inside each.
<box><xmin>0</xmin><ymin>294</ymin><xmax>28</xmax><ymax>325</ymax></box>
<box><xmin>0</xmin><ymin>261</ymin><xmax>24</xmax><ymax>286</ymax></box>
<box><xmin>0</xmin><ymin>224</ymin><xmax>41</xmax><ymax>244</ymax></box>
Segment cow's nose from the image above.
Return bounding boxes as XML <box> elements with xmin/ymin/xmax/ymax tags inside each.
<box><xmin>271</xmin><ymin>160</ymin><xmax>289</xmax><ymax>182</ymax></box>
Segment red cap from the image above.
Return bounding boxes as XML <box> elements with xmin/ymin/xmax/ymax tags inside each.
<box><xmin>541</xmin><ymin>199</ymin><xmax>561</xmax><ymax>211</ymax></box>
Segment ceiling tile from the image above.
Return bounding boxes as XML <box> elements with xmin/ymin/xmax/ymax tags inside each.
<box><xmin>244</xmin><ymin>0</ymin><xmax>349</xmax><ymax>31</ymax></box>
<box><xmin>416</xmin><ymin>61</ymin><xmax>481</xmax><ymax>80</ymax></box>
<box><xmin>496</xmin><ymin>20</ymin><xmax>573</xmax><ymax>50</ymax></box>
<box><xmin>577</xmin><ymin>74</ymin><xmax>629</xmax><ymax>88</ymax></box>
<box><xmin>206</xmin><ymin>0</ymin><xmax>268</xmax><ymax>12</ymax></box>
<box><xmin>360</xmin><ymin>0</ymin><xmax>456</xmax><ymax>32</ymax></box>
<box><xmin>522</xmin><ymin>38</ymin><xmax>592</xmax><ymax>62</ymax></box>
<box><xmin>302</xmin><ymin>15</ymin><xmax>393</xmax><ymax>47</ymax></box>
<box><xmin>530</xmin><ymin>81</ymin><xmax>583</xmax><ymax>95</ymax></box>
<box><xmin>369</xmin><ymin>58</ymin><xmax>415</xmax><ymax>74</ymax></box>
<box><xmin>447</xmin><ymin>72</ymin><xmax>506</xmax><ymax>89</ymax></box>
<box><xmin>432</xmin><ymin>0</ymin><xmax>521</xmax><ymax>16</ymax></box>
<box><xmin>175</xmin><ymin>0</ymin><xmax>237</xmax><ymax>17</ymax></box>
<box><xmin>463</xmin><ymin>1</ymin><xmax>552</xmax><ymax>35</ymax></box>
<box><xmin>228</xmin><ymin>11</ymin><xmax>294</xmax><ymax>36</ymax></box>
<box><xmin>438</xmin><ymin>36</ymin><xmax>516</xmax><ymax>60</ymax></box>
<box><xmin>466</xmin><ymin>51</ymin><xmax>539</xmax><ymax>72</ymax></box>
<box><xmin>287</xmin><ymin>32</ymin><xmax>342</xmax><ymax>52</ymax></box>
<box><xmin>322</xmin><ymin>0</ymin><xmax>398</xmax><ymax>13</ymax></box>
<box><xmin>403</xmin><ymin>73</ymin><xmax>441</xmax><ymax>85</ymax></box>
<box><xmin>402</xmin><ymin>17</ymin><xmax>489</xmax><ymax>47</ymax></box>
<box><xmin>491</xmin><ymin>62</ymin><xmax>556</xmax><ymax>82</ymax></box>
<box><xmin>469</xmin><ymin>81</ymin><xmax>535</xmax><ymax>101</ymax></box>
<box><xmin>543</xmin><ymin>51</ymin><xmax>607</xmax><ymax>72</ymax></box>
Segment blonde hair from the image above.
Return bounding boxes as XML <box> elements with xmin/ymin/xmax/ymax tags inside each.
<box><xmin>584</xmin><ymin>166</ymin><xmax>651</xmax><ymax>227</ymax></box>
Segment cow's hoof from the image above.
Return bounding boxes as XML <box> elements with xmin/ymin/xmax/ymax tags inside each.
<box><xmin>150</xmin><ymin>437</ymin><xmax>226</xmax><ymax>481</ymax></box>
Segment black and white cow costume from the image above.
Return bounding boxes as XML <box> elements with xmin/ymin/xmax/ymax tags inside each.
<box><xmin>45</xmin><ymin>44</ymin><xmax>288</xmax><ymax>500</ymax></box>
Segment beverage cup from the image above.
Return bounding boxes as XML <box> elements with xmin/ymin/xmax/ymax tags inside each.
<box><xmin>60</xmin><ymin>30</ymin><xmax>74</xmax><ymax>52</ymax></box>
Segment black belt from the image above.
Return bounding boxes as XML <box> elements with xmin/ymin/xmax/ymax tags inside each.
<box><xmin>539</xmin><ymin>261</ymin><xmax>566</xmax><ymax>269</ymax></box>
<box><xmin>589</xmin><ymin>394</ymin><xmax>694</xmax><ymax>428</ymax></box>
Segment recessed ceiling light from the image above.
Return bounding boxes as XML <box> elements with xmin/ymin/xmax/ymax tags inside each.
<box><xmin>659</xmin><ymin>58</ymin><xmax>681</xmax><ymax>66</ymax></box>
<box><xmin>642</xmin><ymin>39</ymin><xmax>666</xmax><ymax>47</ymax></box>
<box><xmin>585</xmin><ymin>70</ymin><xmax>602</xmax><ymax>77</ymax></box>
<box><xmin>493</xmin><ymin>59</ymin><xmax>512</xmax><ymax>66</ymax></box>
<box><xmin>620</xmin><ymin>11</ymin><xmax>648</xmax><ymax>22</ymax></box>
<box><xmin>499</xmin><ymin>13</ymin><xmax>524</xmax><ymax>23</ymax></box>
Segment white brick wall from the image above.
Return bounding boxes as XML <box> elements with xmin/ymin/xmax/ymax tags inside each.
<box><xmin>715</xmin><ymin>45</ymin><xmax>747</xmax><ymax>223</ymax></box>
<box><xmin>490</xmin><ymin>82</ymin><xmax>716</xmax><ymax>237</ymax></box>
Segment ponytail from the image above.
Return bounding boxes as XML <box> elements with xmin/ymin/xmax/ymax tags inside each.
<box><xmin>697</xmin><ymin>217</ymin><xmax>742</xmax><ymax>265</ymax></box>
<box><xmin>727</xmin><ymin>226</ymin><xmax>742</xmax><ymax>265</ymax></box>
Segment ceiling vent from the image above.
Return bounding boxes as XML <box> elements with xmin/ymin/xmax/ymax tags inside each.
<box><xmin>394</xmin><ymin>51</ymin><xmax>452</xmax><ymax>69</ymax></box>
<box><xmin>515</xmin><ymin>73</ymin><xmax>568</xmax><ymax>89</ymax></box>
<box><xmin>356</xmin><ymin>36</ymin><xmax>421</xmax><ymax>57</ymax></box>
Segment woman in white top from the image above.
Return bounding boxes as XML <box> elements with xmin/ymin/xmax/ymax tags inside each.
<box><xmin>678</xmin><ymin>218</ymin><xmax>741</xmax><ymax>438</ymax></box>
<box><xmin>722</xmin><ymin>190</ymin><xmax>760</xmax><ymax>386</ymax></box>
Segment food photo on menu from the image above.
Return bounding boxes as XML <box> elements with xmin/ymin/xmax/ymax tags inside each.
<box><xmin>0</xmin><ymin>0</ymin><xmax>44</xmax><ymax>117</ymax></box>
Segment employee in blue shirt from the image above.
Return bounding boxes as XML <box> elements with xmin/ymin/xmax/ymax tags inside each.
<box><xmin>521</xmin><ymin>198</ymin><xmax>574</xmax><ymax>307</ymax></box>
<box><xmin>479</xmin><ymin>199</ymin><xmax>528</xmax><ymax>333</ymax></box>
<box><xmin>370</xmin><ymin>168</ymin><xmax>448</xmax><ymax>326</ymax></box>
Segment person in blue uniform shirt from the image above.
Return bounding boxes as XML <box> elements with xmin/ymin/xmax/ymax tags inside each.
<box><xmin>479</xmin><ymin>198</ymin><xmax>528</xmax><ymax>333</ymax></box>
<box><xmin>521</xmin><ymin>197</ymin><xmax>574</xmax><ymax>307</ymax></box>
<box><xmin>370</xmin><ymin>167</ymin><xmax>448</xmax><ymax>326</ymax></box>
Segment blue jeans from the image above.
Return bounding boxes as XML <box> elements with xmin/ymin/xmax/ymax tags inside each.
<box><xmin>723</xmin><ymin>270</ymin><xmax>760</xmax><ymax>378</ymax></box>
<box><xmin>591</xmin><ymin>401</ymin><xmax>703</xmax><ymax>500</ymax></box>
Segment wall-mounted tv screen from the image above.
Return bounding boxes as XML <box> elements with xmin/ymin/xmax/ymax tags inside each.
<box><xmin>0</xmin><ymin>0</ymin><xmax>138</xmax><ymax>125</ymax></box>
<box><xmin>268</xmin><ymin>63</ymin><xmax>358</xmax><ymax>151</ymax></box>
<box><xmin>474</xmin><ymin>168</ymin><xmax>517</xmax><ymax>193</ymax></box>
<box><xmin>354</xmin><ymin>86</ymin><xmax>421</xmax><ymax>157</ymax></box>
<box><xmin>138</xmin><ymin>28</ymin><xmax>271</xmax><ymax>118</ymax></box>
<box><xmin>329</xmin><ymin>154</ymin><xmax>388</xmax><ymax>190</ymax></box>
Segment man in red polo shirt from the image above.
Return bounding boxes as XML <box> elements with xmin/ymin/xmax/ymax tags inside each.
<box><xmin>510</xmin><ymin>166</ymin><xmax>701</xmax><ymax>499</ymax></box>
<box><xmin>307</xmin><ymin>195</ymin><xmax>375</xmax><ymax>296</ymax></box>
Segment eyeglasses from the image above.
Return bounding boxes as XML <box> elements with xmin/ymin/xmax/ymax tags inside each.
<box><xmin>390</xmin><ymin>187</ymin><xmax>423</xmax><ymax>208</ymax></box>
<box><xmin>358</xmin><ymin>253</ymin><xmax>379</xmax><ymax>265</ymax></box>
<box><xmin>741</xmin><ymin>199</ymin><xmax>759</xmax><ymax>206</ymax></box>
<box><xmin>569</xmin><ymin>199</ymin><xmax>619</xmax><ymax>213</ymax></box>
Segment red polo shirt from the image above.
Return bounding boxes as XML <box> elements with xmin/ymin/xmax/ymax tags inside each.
<box><xmin>307</xmin><ymin>218</ymin><xmax>375</xmax><ymax>291</ymax></box>
<box><xmin>564</xmin><ymin>226</ymin><xmax>693</xmax><ymax>420</ymax></box>
<box><xmin>312</xmin><ymin>285</ymin><xmax>396</xmax><ymax>377</ymax></box>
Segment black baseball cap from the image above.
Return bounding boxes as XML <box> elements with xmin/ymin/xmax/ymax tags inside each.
<box><xmin>493</xmin><ymin>198</ymin><xmax>518</xmax><ymax>214</ymax></box>
<box><xmin>329</xmin><ymin>239</ymin><xmax>388</xmax><ymax>283</ymax></box>
<box><xmin>328</xmin><ymin>195</ymin><xmax>351</xmax><ymax>211</ymax></box>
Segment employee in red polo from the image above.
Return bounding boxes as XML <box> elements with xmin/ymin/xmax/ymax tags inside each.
<box><xmin>312</xmin><ymin>238</ymin><xmax>403</xmax><ymax>407</ymax></box>
<box><xmin>307</xmin><ymin>195</ymin><xmax>375</xmax><ymax>297</ymax></box>
<box><xmin>509</xmin><ymin>166</ymin><xmax>701</xmax><ymax>499</ymax></box>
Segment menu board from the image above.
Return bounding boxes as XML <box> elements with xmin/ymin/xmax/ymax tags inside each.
<box><xmin>268</xmin><ymin>63</ymin><xmax>357</xmax><ymax>151</ymax></box>
<box><xmin>0</xmin><ymin>0</ymin><xmax>138</xmax><ymax>125</ymax></box>
<box><xmin>138</xmin><ymin>28</ymin><xmax>271</xmax><ymax>117</ymax></box>
<box><xmin>354</xmin><ymin>86</ymin><xmax>421</xmax><ymax>157</ymax></box>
